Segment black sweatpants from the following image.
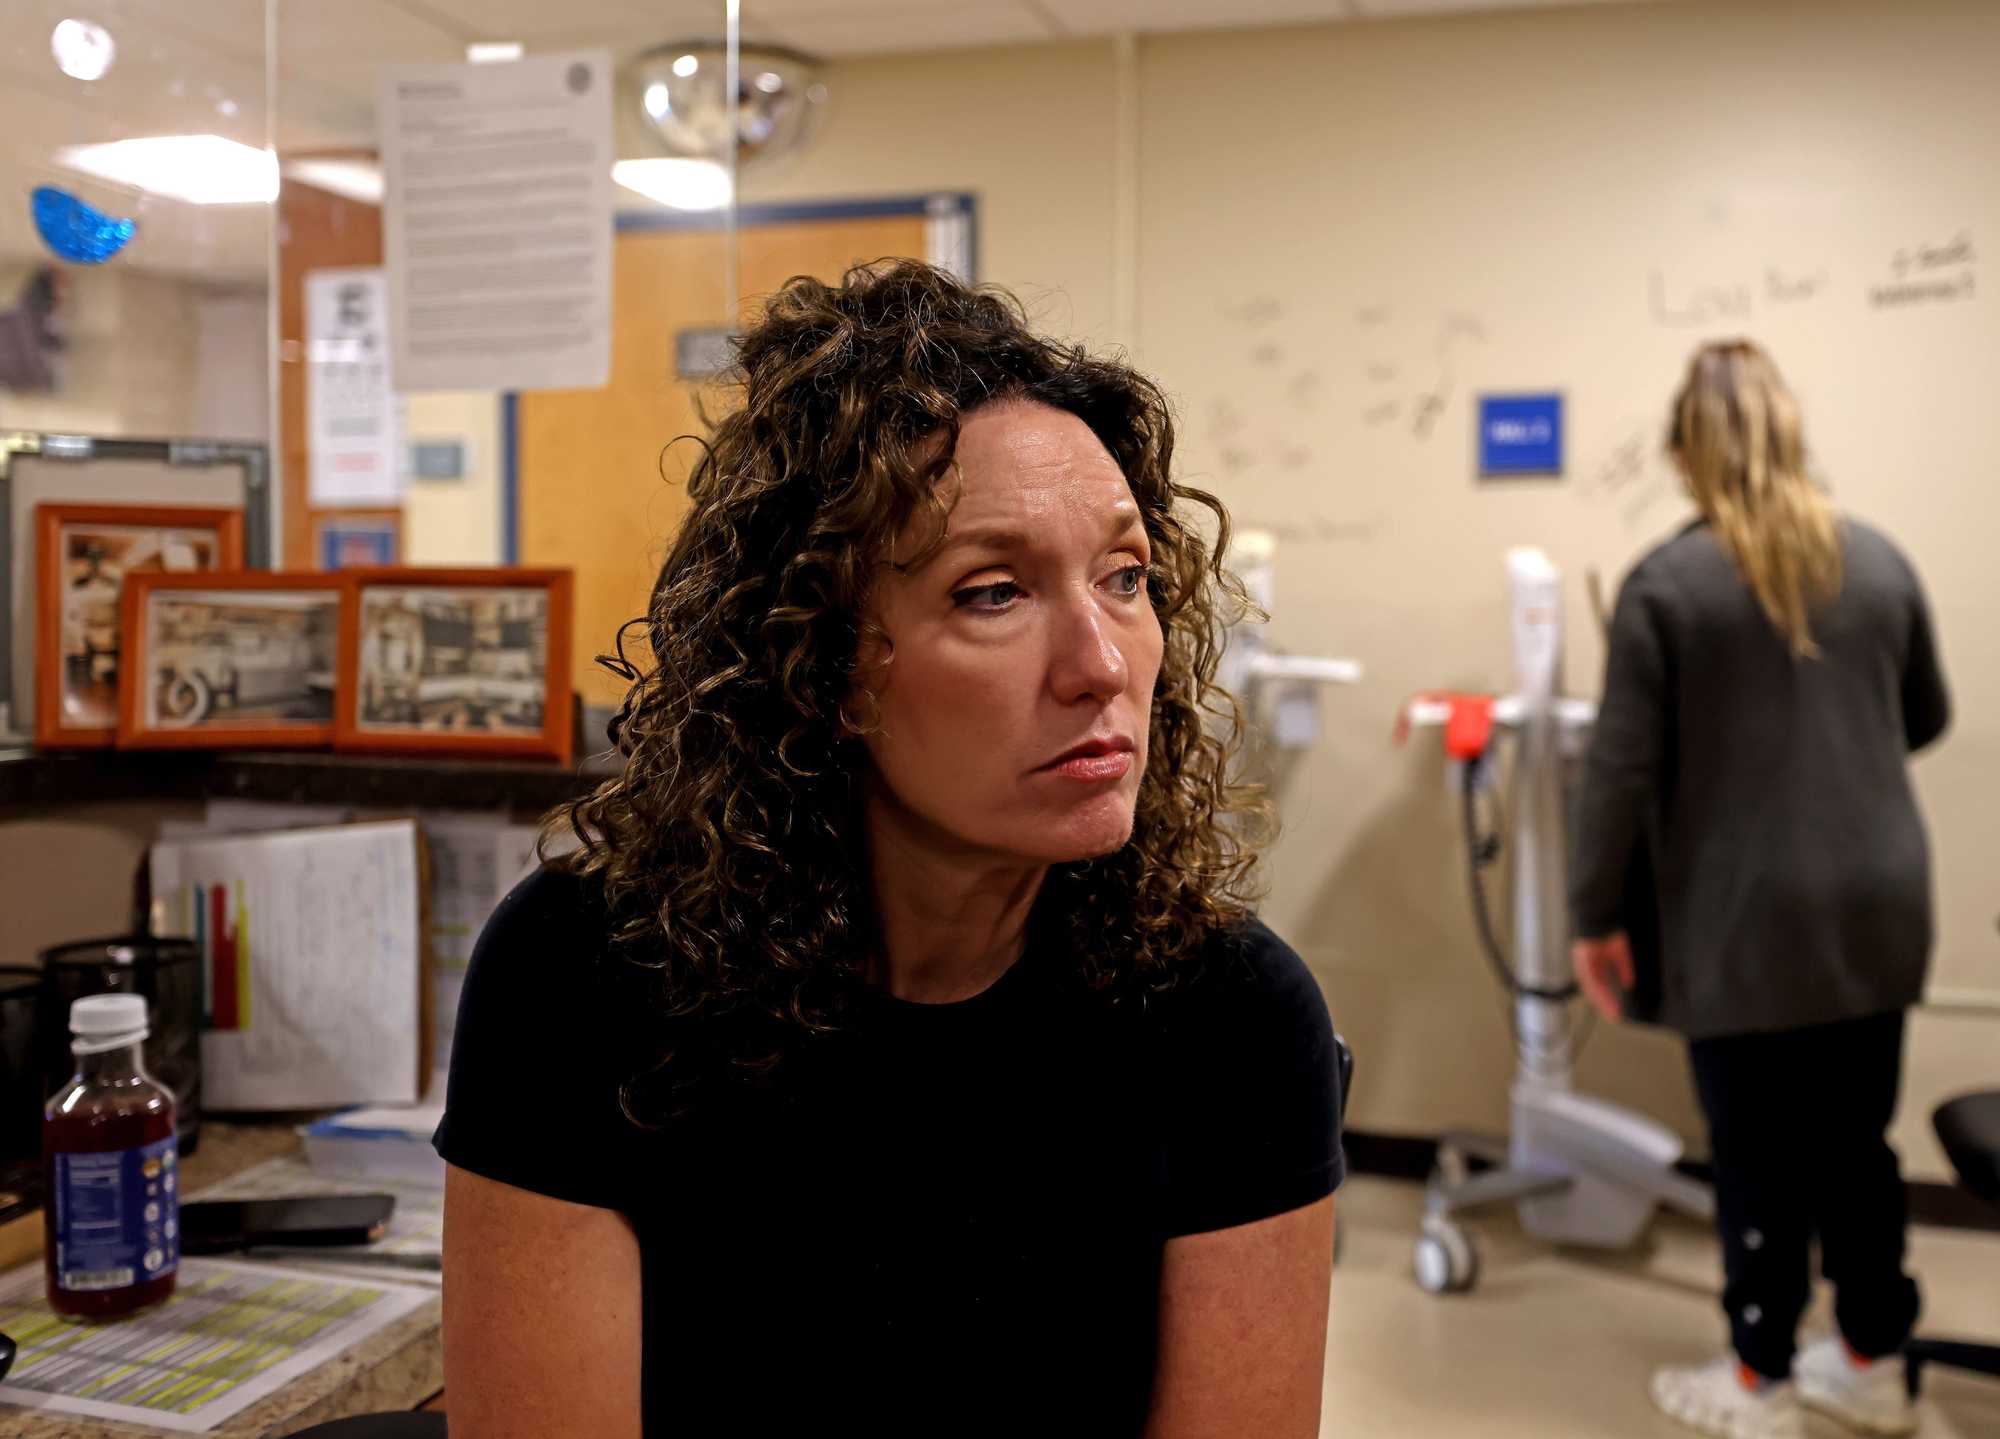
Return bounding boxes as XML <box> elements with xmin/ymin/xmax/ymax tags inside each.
<box><xmin>1688</xmin><ymin>1009</ymin><xmax>1922</xmax><ymax>1380</ymax></box>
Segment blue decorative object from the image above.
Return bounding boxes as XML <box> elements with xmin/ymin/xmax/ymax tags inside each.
<box><xmin>1478</xmin><ymin>393</ymin><xmax>1564</xmax><ymax>477</ymax></box>
<box><xmin>31</xmin><ymin>185</ymin><xmax>135</xmax><ymax>264</ymax></box>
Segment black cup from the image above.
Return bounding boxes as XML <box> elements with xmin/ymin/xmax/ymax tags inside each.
<box><xmin>39</xmin><ymin>936</ymin><xmax>203</xmax><ymax>1156</ymax></box>
<box><xmin>0</xmin><ymin>965</ymin><xmax>42</xmax><ymax>1176</ymax></box>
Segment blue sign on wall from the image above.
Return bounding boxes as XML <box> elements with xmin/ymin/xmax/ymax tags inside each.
<box><xmin>1478</xmin><ymin>393</ymin><xmax>1564</xmax><ymax>477</ymax></box>
<box><xmin>317</xmin><ymin>518</ymin><xmax>399</xmax><ymax>570</ymax></box>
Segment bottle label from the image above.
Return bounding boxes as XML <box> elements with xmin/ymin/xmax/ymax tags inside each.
<box><xmin>53</xmin><ymin>1134</ymin><xmax>180</xmax><ymax>1293</ymax></box>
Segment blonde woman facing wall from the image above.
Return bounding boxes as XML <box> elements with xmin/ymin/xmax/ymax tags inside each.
<box><xmin>1569</xmin><ymin>341</ymin><xmax>1951</xmax><ymax>1439</ymax></box>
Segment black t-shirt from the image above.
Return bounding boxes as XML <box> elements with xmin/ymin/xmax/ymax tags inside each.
<box><xmin>434</xmin><ymin>866</ymin><xmax>1344</xmax><ymax>1438</ymax></box>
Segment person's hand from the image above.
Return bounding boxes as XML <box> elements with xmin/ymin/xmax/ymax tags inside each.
<box><xmin>1572</xmin><ymin>932</ymin><xmax>1633</xmax><ymax>1023</ymax></box>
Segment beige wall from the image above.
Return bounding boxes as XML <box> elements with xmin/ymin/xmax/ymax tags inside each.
<box><xmin>190</xmin><ymin>287</ymin><xmax>268</xmax><ymax>443</ymax></box>
<box><xmin>402</xmin><ymin>392</ymin><xmax>502</xmax><ymax>566</ymax></box>
<box><xmin>748</xmin><ymin>0</ymin><xmax>2000</xmax><ymax>1179</ymax></box>
<box><xmin>0</xmin><ymin>802</ymin><xmax>203</xmax><ymax>967</ymax></box>
<box><xmin>0</xmin><ymin>266</ymin><xmax>266</xmax><ymax>444</ymax></box>
<box><xmin>741</xmin><ymin>38</ymin><xmax>1120</xmax><ymax>343</ymax></box>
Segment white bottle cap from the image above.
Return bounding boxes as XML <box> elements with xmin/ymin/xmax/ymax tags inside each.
<box><xmin>70</xmin><ymin>993</ymin><xmax>149</xmax><ymax>1042</ymax></box>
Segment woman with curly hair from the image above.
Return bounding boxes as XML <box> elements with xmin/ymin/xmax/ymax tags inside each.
<box><xmin>434</xmin><ymin>260</ymin><xmax>1345</xmax><ymax>1438</ymax></box>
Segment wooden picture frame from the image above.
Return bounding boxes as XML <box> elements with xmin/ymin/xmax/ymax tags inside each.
<box><xmin>36</xmin><ymin>503</ymin><xmax>245</xmax><ymax>748</ymax></box>
<box><xmin>117</xmin><ymin>571</ymin><xmax>343</xmax><ymax>750</ymax></box>
<box><xmin>334</xmin><ymin>567</ymin><xmax>573</xmax><ymax>761</ymax></box>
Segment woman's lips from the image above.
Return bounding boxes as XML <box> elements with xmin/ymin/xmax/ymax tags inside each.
<box><xmin>1042</xmin><ymin>749</ymin><xmax>1134</xmax><ymax>781</ymax></box>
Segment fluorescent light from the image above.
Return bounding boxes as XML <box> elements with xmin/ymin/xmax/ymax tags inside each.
<box><xmin>467</xmin><ymin>41</ymin><xmax>524</xmax><ymax>64</ymax></box>
<box><xmin>612</xmin><ymin>158</ymin><xmax>731</xmax><ymax>212</ymax></box>
<box><xmin>282</xmin><ymin>157</ymin><xmax>384</xmax><ymax>205</ymax></box>
<box><xmin>643</xmin><ymin>81</ymin><xmax>671</xmax><ymax>119</ymax></box>
<box><xmin>51</xmin><ymin>18</ymin><xmax>115</xmax><ymax>82</ymax></box>
<box><xmin>672</xmin><ymin>53</ymin><xmax>699</xmax><ymax>78</ymax></box>
<box><xmin>57</xmin><ymin>134</ymin><xmax>277</xmax><ymax>205</ymax></box>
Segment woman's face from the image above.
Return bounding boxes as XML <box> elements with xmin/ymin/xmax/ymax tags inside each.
<box><xmin>856</xmin><ymin>399</ymin><xmax>1165</xmax><ymax>865</ymax></box>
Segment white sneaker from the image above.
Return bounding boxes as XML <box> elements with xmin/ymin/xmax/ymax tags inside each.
<box><xmin>1796</xmin><ymin>1336</ymin><xmax>1919</xmax><ymax>1435</ymax></box>
<box><xmin>1650</xmin><ymin>1355</ymin><xmax>1805</xmax><ymax>1439</ymax></box>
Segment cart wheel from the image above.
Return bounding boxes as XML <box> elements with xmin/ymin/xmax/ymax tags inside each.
<box><xmin>1414</xmin><ymin>1218</ymin><xmax>1480</xmax><ymax>1295</ymax></box>
<box><xmin>161</xmin><ymin>670</ymin><xmax>213</xmax><ymax>726</ymax></box>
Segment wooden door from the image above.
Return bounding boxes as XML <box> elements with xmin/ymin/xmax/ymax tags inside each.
<box><xmin>517</xmin><ymin>213</ymin><xmax>928</xmax><ymax>708</ymax></box>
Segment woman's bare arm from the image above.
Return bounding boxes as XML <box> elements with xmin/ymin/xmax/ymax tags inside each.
<box><xmin>1143</xmin><ymin>1195</ymin><xmax>1335</xmax><ymax>1439</ymax></box>
<box><xmin>442</xmin><ymin>1163</ymin><xmax>644</xmax><ymax>1438</ymax></box>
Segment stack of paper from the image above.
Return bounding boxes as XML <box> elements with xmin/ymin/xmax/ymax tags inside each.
<box><xmin>0</xmin><ymin>1256</ymin><xmax>431</xmax><ymax>1433</ymax></box>
<box><xmin>149</xmin><ymin>820</ymin><xmax>426</xmax><ymax>1110</ymax></box>
<box><xmin>301</xmin><ymin>1090</ymin><xmax>448</xmax><ymax>1188</ymax></box>
<box><xmin>171</xmin><ymin>801</ymin><xmax>541</xmax><ymax>1072</ymax></box>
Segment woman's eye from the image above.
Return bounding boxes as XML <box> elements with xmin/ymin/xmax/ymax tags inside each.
<box><xmin>953</xmin><ymin>581</ymin><xmax>1023</xmax><ymax>611</ymax></box>
<box><xmin>1109</xmin><ymin>564</ymin><xmax>1149</xmax><ymax>597</ymax></box>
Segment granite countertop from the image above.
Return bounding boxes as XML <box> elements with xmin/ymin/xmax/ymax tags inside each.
<box><xmin>3</xmin><ymin>1122</ymin><xmax>444</xmax><ymax>1439</ymax></box>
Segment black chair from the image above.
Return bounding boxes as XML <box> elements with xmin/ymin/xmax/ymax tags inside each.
<box><xmin>284</xmin><ymin>1413</ymin><xmax>446</xmax><ymax>1438</ymax></box>
<box><xmin>1905</xmin><ymin>1089</ymin><xmax>2000</xmax><ymax>1399</ymax></box>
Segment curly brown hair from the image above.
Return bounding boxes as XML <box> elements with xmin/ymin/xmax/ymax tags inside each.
<box><xmin>549</xmin><ymin>259</ymin><xmax>1271</xmax><ymax>1120</ymax></box>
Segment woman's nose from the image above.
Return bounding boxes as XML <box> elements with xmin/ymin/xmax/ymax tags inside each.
<box><xmin>1047</xmin><ymin>597</ymin><xmax>1128</xmax><ymax>705</ymax></box>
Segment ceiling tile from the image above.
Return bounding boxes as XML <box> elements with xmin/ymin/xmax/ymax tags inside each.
<box><xmin>406</xmin><ymin>0</ymin><xmax>727</xmax><ymax>45</ymax></box>
<box><xmin>1353</xmin><ymin>0</ymin><xmax>1641</xmax><ymax>15</ymax></box>
<box><xmin>750</xmin><ymin>3</ymin><xmax>1053</xmax><ymax>58</ymax></box>
<box><xmin>275</xmin><ymin>0</ymin><xmax>466</xmax><ymax>64</ymax></box>
<box><xmin>1039</xmin><ymin>0</ymin><xmax>1355</xmax><ymax>32</ymax></box>
<box><xmin>3</xmin><ymin>0</ymin><xmax>272</xmax><ymax>68</ymax></box>
<box><xmin>0</xmin><ymin>34</ymin><xmax>269</xmax><ymax>147</ymax></box>
<box><xmin>137</xmin><ymin>0</ymin><xmax>269</xmax><ymax>55</ymax></box>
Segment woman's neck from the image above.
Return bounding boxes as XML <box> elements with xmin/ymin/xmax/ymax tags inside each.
<box><xmin>864</xmin><ymin>788</ymin><xmax>1047</xmax><ymax>1004</ymax></box>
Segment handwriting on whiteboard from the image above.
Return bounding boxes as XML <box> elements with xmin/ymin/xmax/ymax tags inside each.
<box><xmin>1235</xmin><ymin>514</ymin><xmax>1389</xmax><ymax>546</ymax></box>
<box><xmin>1583</xmin><ymin>422</ymin><xmax>1678</xmax><ymax>532</ymax></box>
<box><xmin>1357</xmin><ymin>310</ymin><xmax>1487</xmax><ymax>441</ymax></box>
<box><xmin>1649</xmin><ymin>263</ymin><xmax>1830</xmax><ymax>327</ymax></box>
<box><xmin>1204</xmin><ymin>292</ymin><xmax>1485</xmax><ymax>515</ymax></box>
<box><xmin>1873</xmin><ymin>232</ymin><xmax>1976</xmax><ymax>308</ymax></box>
<box><xmin>1206</xmin><ymin>297</ymin><xmax>1325</xmax><ymax>480</ymax></box>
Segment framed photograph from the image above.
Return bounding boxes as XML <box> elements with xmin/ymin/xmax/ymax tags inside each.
<box><xmin>312</xmin><ymin>510</ymin><xmax>402</xmax><ymax>571</ymax></box>
<box><xmin>36</xmin><ymin>503</ymin><xmax>245</xmax><ymax>748</ymax></box>
<box><xmin>117</xmin><ymin>572</ymin><xmax>342</xmax><ymax>749</ymax></box>
<box><xmin>3</xmin><ymin>435</ymin><xmax>269</xmax><ymax>740</ymax></box>
<box><xmin>335</xmin><ymin>568</ymin><xmax>573</xmax><ymax>761</ymax></box>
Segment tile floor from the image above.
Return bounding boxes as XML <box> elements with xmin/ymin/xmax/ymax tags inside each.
<box><xmin>1323</xmin><ymin>1176</ymin><xmax>2000</xmax><ymax>1437</ymax></box>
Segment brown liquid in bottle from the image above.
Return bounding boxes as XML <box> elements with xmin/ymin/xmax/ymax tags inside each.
<box><xmin>43</xmin><ymin>1002</ymin><xmax>179</xmax><ymax>1320</ymax></box>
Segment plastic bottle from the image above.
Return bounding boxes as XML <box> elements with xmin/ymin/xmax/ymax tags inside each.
<box><xmin>43</xmin><ymin>993</ymin><xmax>180</xmax><ymax>1319</ymax></box>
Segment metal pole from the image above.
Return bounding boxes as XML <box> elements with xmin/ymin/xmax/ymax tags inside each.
<box><xmin>264</xmin><ymin>0</ymin><xmax>284</xmax><ymax>565</ymax></box>
<box><xmin>724</xmin><ymin>0</ymin><xmax>741</xmax><ymax>329</ymax></box>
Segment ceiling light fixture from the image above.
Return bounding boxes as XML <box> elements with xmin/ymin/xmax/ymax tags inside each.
<box><xmin>281</xmin><ymin>158</ymin><xmax>385</xmax><ymax>205</ymax></box>
<box><xmin>672</xmin><ymin>54</ymin><xmax>700</xmax><ymax>78</ymax></box>
<box><xmin>612</xmin><ymin>157</ymin><xmax>732</xmax><ymax>212</ymax></box>
<box><xmin>51</xmin><ymin>18</ymin><xmax>115</xmax><ymax>82</ymax></box>
<box><xmin>57</xmin><ymin>134</ymin><xmax>278</xmax><ymax>205</ymax></box>
<box><xmin>467</xmin><ymin>41</ymin><xmax>524</xmax><ymax>64</ymax></box>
